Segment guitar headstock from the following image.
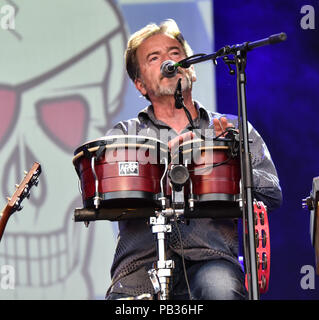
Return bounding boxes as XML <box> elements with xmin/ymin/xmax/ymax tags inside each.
<box><xmin>6</xmin><ymin>162</ymin><xmax>41</xmax><ymax>213</ymax></box>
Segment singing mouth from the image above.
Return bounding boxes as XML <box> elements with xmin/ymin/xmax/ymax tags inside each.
<box><xmin>0</xmin><ymin>222</ymin><xmax>80</xmax><ymax>287</ymax></box>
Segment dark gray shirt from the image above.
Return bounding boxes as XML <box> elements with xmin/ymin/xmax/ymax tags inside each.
<box><xmin>106</xmin><ymin>101</ymin><xmax>282</xmax><ymax>296</ymax></box>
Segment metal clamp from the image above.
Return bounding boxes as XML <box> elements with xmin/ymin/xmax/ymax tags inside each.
<box><xmin>90</xmin><ymin>156</ymin><xmax>101</xmax><ymax>209</ymax></box>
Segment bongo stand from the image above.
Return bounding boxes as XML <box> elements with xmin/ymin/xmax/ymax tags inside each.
<box><xmin>148</xmin><ymin>208</ymin><xmax>187</xmax><ymax>300</ymax></box>
<box><xmin>148</xmin><ymin>163</ymin><xmax>188</xmax><ymax>300</ymax></box>
<box><xmin>148</xmin><ymin>211</ymin><xmax>174</xmax><ymax>300</ymax></box>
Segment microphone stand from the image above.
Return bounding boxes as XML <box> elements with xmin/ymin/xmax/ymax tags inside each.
<box><xmin>235</xmin><ymin>49</ymin><xmax>259</xmax><ymax>300</ymax></box>
<box><xmin>176</xmin><ymin>33</ymin><xmax>287</xmax><ymax>300</ymax></box>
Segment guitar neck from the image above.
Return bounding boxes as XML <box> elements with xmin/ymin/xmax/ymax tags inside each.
<box><xmin>0</xmin><ymin>162</ymin><xmax>41</xmax><ymax>243</ymax></box>
<box><xmin>0</xmin><ymin>205</ymin><xmax>12</xmax><ymax>242</ymax></box>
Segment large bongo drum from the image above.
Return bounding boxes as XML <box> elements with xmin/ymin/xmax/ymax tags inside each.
<box><xmin>73</xmin><ymin>135</ymin><xmax>169</xmax><ymax>220</ymax></box>
<box><xmin>171</xmin><ymin>138</ymin><xmax>241</xmax><ymax>218</ymax></box>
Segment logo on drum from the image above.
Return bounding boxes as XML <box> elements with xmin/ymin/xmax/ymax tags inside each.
<box><xmin>119</xmin><ymin>162</ymin><xmax>139</xmax><ymax>176</ymax></box>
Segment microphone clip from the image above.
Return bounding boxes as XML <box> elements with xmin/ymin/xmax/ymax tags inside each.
<box><xmin>174</xmin><ymin>78</ymin><xmax>184</xmax><ymax>110</ymax></box>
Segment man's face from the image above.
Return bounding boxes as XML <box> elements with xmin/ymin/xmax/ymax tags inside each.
<box><xmin>134</xmin><ymin>33</ymin><xmax>195</xmax><ymax>99</ymax></box>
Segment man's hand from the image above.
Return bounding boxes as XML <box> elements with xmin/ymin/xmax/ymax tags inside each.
<box><xmin>213</xmin><ymin>116</ymin><xmax>236</xmax><ymax>137</ymax></box>
<box><xmin>168</xmin><ymin>117</ymin><xmax>236</xmax><ymax>152</ymax></box>
<box><xmin>168</xmin><ymin>131</ymin><xmax>195</xmax><ymax>153</ymax></box>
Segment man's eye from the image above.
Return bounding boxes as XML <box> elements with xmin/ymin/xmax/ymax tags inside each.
<box><xmin>149</xmin><ymin>56</ymin><xmax>158</xmax><ymax>62</ymax></box>
<box><xmin>170</xmin><ymin>51</ymin><xmax>182</xmax><ymax>57</ymax></box>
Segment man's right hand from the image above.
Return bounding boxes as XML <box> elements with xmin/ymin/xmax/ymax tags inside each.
<box><xmin>168</xmin><ymin>131</ymin><xmax>195</xmax><ymax>153</ymax></box>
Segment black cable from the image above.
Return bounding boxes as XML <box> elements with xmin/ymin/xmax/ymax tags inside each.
<box><xmin>173</xmin><ymin>217</ymin><xmax>193</xmax><ymax>300</ymax></box>
<box><xmin>182</xmin><ymin>105</ymin><xmax>196</xmax><ymax>129</ymax></box>
<box><xmin>187</xmin><ymin>156</ymin><xmax>232</xmax><ymax>174</ymax></box>
<box><xmin>174</xmin><ymin>78</ymin><xmax>195</xmax><ymax>129</ymax></box>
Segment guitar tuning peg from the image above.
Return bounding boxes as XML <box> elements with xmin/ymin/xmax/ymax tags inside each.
<box><xmin>14</xmin><ymin>198</ymin><xmax>22</xmax><ymax>211</ymax></box>
<box><xmin>24</xmin><ymin>170</ymin><xmax>28</xmax><ymax>175</ymax></box>
<box><xmin>33</xmin><ymin>169</ymin><xmax>40</xmax><ymax>178</ymax></box>
<box><xmin>34</xmin><ymin>178</ymin><xmax>39</xmax><ymax>187</ymax></box>
<box><xmin>23</xmin><ymin>186</ymin><xmax>31</xmax><ymax>199</ymax></box>
<box><xmin>7</xmin><ymin>197</ymin><xmax>11</xmax><ymax>202</ymax></box>
<box><xmin>15</xmin><ymin>184</ymin><xmax>20</xmax><ymax>189</ymax></box>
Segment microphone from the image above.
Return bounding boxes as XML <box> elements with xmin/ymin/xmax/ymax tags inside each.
<box><xmin>160</xmin><ymin>60</ymin><xmax>178</xmax><ymax>78</ymax></box>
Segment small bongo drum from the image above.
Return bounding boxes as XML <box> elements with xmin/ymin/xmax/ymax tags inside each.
<box><xmin>171</xmin><ymin>138</ymin><xmax>241</xmax><ymax>218</ymax></box>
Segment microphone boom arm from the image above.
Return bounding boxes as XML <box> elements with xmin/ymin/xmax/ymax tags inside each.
<box><xmin>175</xmin><ymin>32</ymin><xmax>287</xmax><ymax>68</ymax></box>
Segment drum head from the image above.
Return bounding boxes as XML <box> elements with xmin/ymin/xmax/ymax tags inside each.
<box><xmin>171</xmin><ymin>138</ymin><xmax>231</xmax><ymax>165</ymax></box>
<box><xmin>73</xmin><ymin>135</ymin><xmax>169</xmax><ymax>165</ymax></box>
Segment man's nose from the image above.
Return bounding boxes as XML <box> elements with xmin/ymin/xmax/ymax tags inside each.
<box><xmin>162</xmin><ymin>52</ymin><xmax>174</xmax><ymax>63</ymax></box>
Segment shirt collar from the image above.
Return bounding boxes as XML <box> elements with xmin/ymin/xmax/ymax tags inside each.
<box><xmin>138</xmin><ymin>100</ymin><xmax>212</xmax><ymax>127</ymax></box>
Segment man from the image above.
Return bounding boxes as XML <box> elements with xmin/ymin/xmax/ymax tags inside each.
<box><xmin>105</xmin><ymin>19</ymin><xmax>282</xmax><ymax>300</ymax></box>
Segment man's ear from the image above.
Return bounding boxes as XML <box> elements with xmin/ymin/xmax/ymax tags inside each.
<box><xmin>190</xmin><ymin>65</ymin><xmax>197</xmax><ymax>82</ymax></box>
<box><xmin>134</xmin><ymin>78</ymin><xmax>147</xmax><ymax>96</ymax></box>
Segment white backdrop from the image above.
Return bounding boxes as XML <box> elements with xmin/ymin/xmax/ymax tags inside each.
<box><xmin>0</xmin><ymin>0</ymin><xmax>215</xmax><ymax>299</ymax></box>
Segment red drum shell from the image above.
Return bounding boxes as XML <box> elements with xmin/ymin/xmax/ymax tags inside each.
<box><xmin>190</xmin><ymin>148</ymin><xmax>240</xmax><ymax>198</ymax></box>
<box><xmin>78</xmin><ymin>153</ymin><xmax>163</xmax><ymax>198</ymax></box>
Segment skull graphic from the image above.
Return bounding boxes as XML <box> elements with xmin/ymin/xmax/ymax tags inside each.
<box><xmin>0</xmin><ymin>0</ymin><xmax>127</xmax><ymax>299</ymax></box>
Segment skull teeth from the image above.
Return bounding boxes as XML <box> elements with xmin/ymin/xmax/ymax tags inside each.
<box><xmin>0</xmin><ymin>228</ymin><xmax>79</xmax><ymax>287</ymax></box>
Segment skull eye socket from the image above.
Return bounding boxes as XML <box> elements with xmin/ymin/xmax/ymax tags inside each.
<box><xmin>0</xmin><ymin>87</ymin><xmax>19</xmax><ymax>149</ymax></box>
<box><xmin>36</xmin><ymin>95</ymin><xmax>89</xmax><ymax>153</ymax></box>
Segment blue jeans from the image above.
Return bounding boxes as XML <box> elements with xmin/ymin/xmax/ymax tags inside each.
<box><xmin>106</xmin><ymin>257</ymin><xmax>247</xmax><ymax>300</ymax></box>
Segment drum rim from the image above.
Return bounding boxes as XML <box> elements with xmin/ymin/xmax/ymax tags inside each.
<box><xmin>83</xmin><ymin>190</ymin><xmax>160</xmax><ymax>208</ymax></box>
<box><xmin>73</xmin><ymin>135</ymin><xmax>170</xmax><ymax>165</ymax></box>
<box><xmin>171</xmin><ymin>138</ymin><xmax>232</xmax><ymax>163</ymax></box>
<box><xmin>177</xmin><ymin>138</ymin><xmax>232</xmax><ymax>149</ymax></box>
<box><xmin>74</xmin><ymin>135</ymin><xmax>167</xmax><ymax>153</ymax></box>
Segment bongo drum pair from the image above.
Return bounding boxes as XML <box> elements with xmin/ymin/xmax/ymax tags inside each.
<box><xmin>72</xmin><ymin>134</ymin><xmax>241</xmax><ymax>220</ymax></box>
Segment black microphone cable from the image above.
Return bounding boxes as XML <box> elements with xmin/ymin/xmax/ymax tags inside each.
<box><xmin>173</xmin><ymin>216</ymin><xmax>193</xmax><ymax>300</ymax></box>
<box><xmin>174</xmin><ymin>78</ymin><xmax>196</xmax><ymax>129</ymax></box>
